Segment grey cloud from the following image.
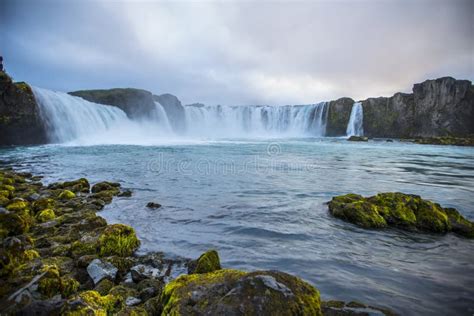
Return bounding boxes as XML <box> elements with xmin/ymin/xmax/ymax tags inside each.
<box><xmin>1</xmin><ymin>0</ymin><xmax>472</xmax><ymax>105</ymax></box>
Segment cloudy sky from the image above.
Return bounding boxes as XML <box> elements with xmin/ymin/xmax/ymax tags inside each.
<box><xmin>1</xmin><ymin>0</ymin><xmax>472</xmax><ymax>105</ymax></box>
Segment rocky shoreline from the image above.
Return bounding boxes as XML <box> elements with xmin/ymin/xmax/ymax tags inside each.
<box><xmin>0</xmin><ymin>167</ymin><xmax>400</xmax><ymax>315</ymax></box>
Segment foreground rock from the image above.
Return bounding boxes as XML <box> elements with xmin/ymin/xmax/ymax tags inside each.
<box><xmin>328</xmin><ymin>192</ymin><xmax>474</xmax><ymax>238</ymax></box>
<box><xmin>161</xmin><ymin>269</ymin><xmax>322</xmax><ymax>315</ymax></box>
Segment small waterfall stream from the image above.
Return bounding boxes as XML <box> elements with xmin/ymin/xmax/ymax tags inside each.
<box><xmin>346</xmin><ymin>102</ymin><xmax>364</xmax><ymax>136</ymax></box>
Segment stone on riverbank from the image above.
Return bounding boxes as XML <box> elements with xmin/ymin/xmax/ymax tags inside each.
<box><xmin>328</xmin><ymin>192</ymin><xmax>474</xmax><ymax>237</ymax></box>
<box><xmin>187</xmin><ymin>249</ymin><xmax>221</xmax><ymax>274</ymax></box>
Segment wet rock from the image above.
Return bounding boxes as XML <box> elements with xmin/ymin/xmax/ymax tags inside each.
<box><xmin>146</xmin><ymin>202</ymin><xmax>161</xmax><ymax>209</ymax></box>
<box><xmin>130</xmin><ymin>264</ymin><xmax>160</xmax><ymax>283</ymax></box>
<box><xmin>328</xmin><ymin>192</ymin><xmax>474</xmax><ymax>237</ymax></box>
<box><xmin>161</xmin><ymin>269</ymin><xmax>322</xmax><ymax>315</ymax></box>
<box><xmin>125</xmin><ymin>296</ymin><xmax>141</xmax><ymax>306</ymax></box>
<box><xmin>188</xmin><ymin>249</ymin><xmax>221</xmax><ymax>274</ymax></box>
<box><xmin>87</xmin><ymin>259</ymin><xmax>118</xmax><ymax>285</ymax></box>
<box><xmin>94</xmin><ymin>279</ymin><xmax>115</xmax><ymax>296</ymax></box>
<box><xmin>118</xmin><ymin>190</ymin><xmax>132</xmax><ymax>197</ymax></box>
<box><xmin>347</xmin><ymin>136</ymin><xmax>368</xmax><ymax>142</ymax></box>
<box><xmin>91</xmin><ymin>181</ymin><xmax>120</xmax><ymax>194</ymax></box>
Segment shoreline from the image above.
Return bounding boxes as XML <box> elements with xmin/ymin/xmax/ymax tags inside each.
<box><xmin>0</xmin><ymin>166</ymin><xmax>397</xmax><ymax>315</ymax></box>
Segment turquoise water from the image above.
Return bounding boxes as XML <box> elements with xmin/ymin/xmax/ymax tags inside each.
<box><xmin>1</xmin><ymin>138</ymin><xmax>473</xmax><ymax>315</ymax></box>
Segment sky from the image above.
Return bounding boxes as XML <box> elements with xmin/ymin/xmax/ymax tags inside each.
<box><xmin>1</xmin><ymin>0</ymin><xmax>473</xmax><ymax>105</ymax></box>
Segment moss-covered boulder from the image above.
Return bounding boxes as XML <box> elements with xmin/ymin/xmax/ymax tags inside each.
<box><xmin>48</xmin><ymin>178</ymin><xmax>90</xmax><ymax>193</ymax></box>
<box><xmin>36</xmin><ymin>209</ymin><xmax>56</xmax><ymax>222</ymax></box>
<box><xmin>161</xmin><ymin>269</ymin><xmax>322</xmax><ymax>315</ymax></box>
<box><xmin>188</xmin><ymin>249</ymin><xmax>221</xmax><ymax>274</ymax></box>
<box><xmin>98</xmin><ymin>224</ymin><xmax>140</xmax><ymax>257</ymax></box>
<box><xmin>62</xmin><ymin>290</ymin><xmax>123</xmax><ymax>315</ymax></box>
<box><xmin>58</xmin><ymin>190</ymin><xmax>76</xmax><ymax>200</ymax></box>
<box><xmin>328</xmin><ymin>192</ymin><xmax>474</xmax><ymax>237</ymax></box>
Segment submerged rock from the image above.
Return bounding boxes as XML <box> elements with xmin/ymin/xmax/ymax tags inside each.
<box><xmin>328</xmin><ymin>192</ymin><xmax>474</xmax><ymax>238</ymax></box>
<box><xmin>146</xmin><ymin>202</ymin><xmax>161</xmax><ymax>209</ymax></box>
<box><xmin>161</xmin><ymin>269</ymin><xmax>322</xmax><ymax>315</ymax></box>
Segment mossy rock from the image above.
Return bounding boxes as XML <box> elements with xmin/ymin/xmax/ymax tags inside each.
<box><xmin>98</xmin><ymin>224</ymin><xmax>140</xmax><ymax>257</ymax></box>
<box><xmin>36</xmin><ymin>209</ymin><xmax>56</xmax><ymax>223</ymax></box>
<box><xmin>32</xmin><ymin>198</ymin><xmax>56</xmax><ymax>213</ymax></box>
<box><xmin>58</xmin><ymin>190</ymin><xmax>76</xmax><ymax>200</ymax></box>
<box><xmin>62</xmin><ymin>290</ymin><xmax>123</xmax><ymax>315</ymax></box>
<box><xmin>5</xmin><ymin>200</ymin><xmax>29</xmax><ymax>212</ymax></box>
<box><xmin>37</xmin><ymin>264</ymin><xmax>79</xmax><ymax>298</ymax></box>
<box><xmin>188</xmin><ymin>249</ymin><xmax>222</xmax><ymax>274</ymax></box>
<box><xmin>94</xmin><ymin>278</ymin><xmax>115</xmax><ymax>295</ymax></box>
<box><xmin>161</xmin><ymin>269</ymin><xmax>322</xmax><ymax>315</ymax></box>
<box><xmin>92</xmin><ymin>181</ymin><xmax>121</xmax><ymax>194</ymax></box>
<box><xmin>328</xmin><ymin>192</ymin><xmax>474</xmax><ymax>237</ymax></box>
<box><xmin>0</xmin><ymin>211</ymin><xmax>33</xmax><ymax>236</ymax></box>
<box><xmin>48</xmin><ymin>178</ymin><xmax>90</xmax><ymax>193</ymax></box>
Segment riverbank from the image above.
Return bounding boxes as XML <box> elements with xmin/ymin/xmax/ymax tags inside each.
<box><xmin>0</xmin><ymin>166</ymin><xmax>398</xmax><ymax>315</ymax></box>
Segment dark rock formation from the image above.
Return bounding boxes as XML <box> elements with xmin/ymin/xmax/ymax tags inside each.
<box><xmin>0</xmin><ymin>72</ymin><xmax>47</xmax><ymax>145</ymax></box>
<box><xmin>154</xmin><ymin>94</ymin><xmax>186</xmax><ymax>133</ymax></box>
<box><xmin>360</xmin><ymin>77</ymin><xmax>473</xmax><ymax>138</ymax></box>
<box><xmin>361</xmin><ymin>93</ymin><xmax>415</xmax><ymax>138</ymax></box>
<box><xmin>347</xmin><ymin>136</ymin><xmax>368</xmax><ymax>142</ymax></box>
<box><xmin>326</xmin><ymin>97</ymin><xmax>354</xmax><ymax>136</ymax></box>
<box><xmin>69</xmin><ymin>88</ymin><xmax>156</xmax><ymax>119</ymax></box>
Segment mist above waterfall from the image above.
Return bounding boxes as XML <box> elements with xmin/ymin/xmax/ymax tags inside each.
<box><xmin>33</xmin><ymin>87</ymin><xmax>331</xmax><ymax>145</ymax></box>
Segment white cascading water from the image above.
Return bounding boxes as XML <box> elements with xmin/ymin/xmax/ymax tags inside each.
<box><xmin>33</xmin><ymin>87</ymin><xmax>174</xmax><ymax>145</ymax></box>
<box><xmin>33</xmin><ymin>86</ymin><xmax>331</xmax><ymax>144</ymax></box>
<box><xmin>346</xmin><ymin>102</ymin><xmax>364</xmax><ymax>136</ymax></box>
<box><xmin>184</xmin><ymin>103</ymin><xmax>328</xmax><ymax>138</ymax></box>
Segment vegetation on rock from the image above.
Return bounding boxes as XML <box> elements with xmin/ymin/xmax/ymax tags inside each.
<box><xmin>188</xmin><ymin>249</ymin><xmax>221</xmax><ymax>274</ymax></box>
<box><xmin>98</xmin><ymin>224</ymin><xmax>140</xmax><ymax>257</ymax></box>
<box><xmin>328</xmin><ymin>192</ymin><xmax>474</xmax><ymax>237</ymax></box>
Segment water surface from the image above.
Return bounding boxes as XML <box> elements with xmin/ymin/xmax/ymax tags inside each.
<box><xmin>1</xmin><ymin>138</ymin><xmax>473</xmax><ymax>315</ymax></box>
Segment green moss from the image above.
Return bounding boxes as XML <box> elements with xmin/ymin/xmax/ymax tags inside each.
<box><xmin>1</xmin><ymin>177</ymin><xmax>14</xmax><ymax>185</ymax></box>
<box><xmin>0</xmin><ymin>184</ymin><xmax>15</xmax><ymax>192</ymax></box>
<box><xmin>0</xmin><ymin>211</ymin><xmax>33</xmax><ymax>235</ymax></box>
<box><xmin>58</xmin><ymin>190</ymin><xmax>76</xmax><ymax>200</ymax></box>
<box><xmin>0</xmin><ymin>189</ymin><xmax>11</xmax><ymax>198</ymax></box>
<box><xmin>92</xmin><ymin>181</ymin><xmax>121</xmax><ymax>194</ymax></box>
<box><xmin>36</xmin><ymin>209</ymin><xmax>56</xmax><ymax>222</ymax></box>
<box><xmin>63</xmin><ymin>290</ymin><xmax>123</xmax><ymax>315</ymax></box>
<box><xmin>6</xmin><ymin>200</ymin><xmax>29</xmax><ymax>212</ymax></box>
<box><xmin>162</xmin><ymin>269</ymin><xmax>322</xmax><ymax>315</ymax></box>
<box><xmin>32</xmin><ymin>198</ymin><xmax>56</xmax><ymax>213</ymax></box>
<box><xmin>94</xmin><ymin>279</ymin><xmax>115</xmax><ymax>296</ymax></box>
<box><xmin>98</xmin><ymin>224</ymin><xmax>140</xmax><ymax>257</ymax></box>
<box><xmin>329</xmin><ymin>192</ymin><xmax>473</xmax><ymax>237</ymax></box>
<box><xmin>109</xmin><ymin>285</ymin><xmax>138</xmax><ymax>301</ymax></box>
<box><xmin>71</xmin><ymin>239</ymin><xmax>98</xmax><ymax>257</ymax></box>
<box><xmin>193</xmin><ymin>249</ymin><xmax>221</xmax><ymax>274</ymax></box>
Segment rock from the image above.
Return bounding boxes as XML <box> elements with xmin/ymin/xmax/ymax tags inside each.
<box><xmin>328</xmin><ymin>192</ymin><xmax>474</xmax><ymax>237</ymax></box>
<box><xmin>58</xmin><ymin>190</ymin><xmax>75</xmax><ymax>200</ymax></box>
<box><xmin>69</xmin><ymin>88</ymin><xmax>157</xmax><ymax>119</ymax></box>
<box><xmin>326</xmin><ymin>98</ymin><xmax>355</xmax><ymax>136</ymax></box>
<box><xmin>125</xmin><ymin>296</ymin><xmax>141</xmax><ymax>306</ymax></box>
<box><xmin>86</xmin><ymin>259</ymin><xmax>118</xmax><ymax>285</ymax></box>
<box><xmin>130</xmin><ymin>264</ymin><xmax>160</xmax><ymax>283</ymax></box>
<box><xmin>91</xmin><ymin>181</ymin><xmax>120</xmax><ymax>194</ymax></box>
<box><xmin>48</xmin><ymin>178</ymin><xmax>90</xmax><ymax>193</ymax></box>
<box><xmin>98</xmin><ymin>224</ymin><xmax>140</xmax><ymax>257</ymax></box>
<box><xmin>94</xmin><ymin>279</ymin><xmax>115</xmax><ymax>296</ymax></box>
<box><xmin>161</xmin><ymin>269</ymin><xmax>322</xmax><ymax>315</ymax></box>
<box><xmin>61</xmin><ymin>290</ymin><xmax>123</xmax><ymax>315</ymax></box>
<box><xmin>36</xmin><ymin>209</ymin><xmax>56</xmax><ymax>223</ymax></box>
<box><xmin>0</xmin><ymin>72</ymin><xmax>47</xmax><ymax>145</ymax></box>
<box><xmin>414</xmin><ymin>136</ymin><xmax>474</xmax><ymax>146</ymax></box>
<box><xmin>347</xmin><ymin>136</ymin><xmax>368</xmax><ymax>142</ymax></box>
<box><xmin>188</xmin><ymin>249</ymin><xmax>221</xmax><ymax>274</ymax></box>
<box><xmin>118</xmin><ymin>190</ymin><xmax>132</xmax><ymax>197</ymax></box>
<box><xmin>322</xmin><ymin>300</ymin><xmax>395</xmax><ymax>316</ymax></box>
<box><xmin>146</xmin><ymin>202</ymin><xmax>161</xmax><ymax>209</ymax></box>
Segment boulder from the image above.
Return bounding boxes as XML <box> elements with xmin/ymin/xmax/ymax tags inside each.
<box><xmin>160</xmin><ymin>269</ymin><xmax>322</xmax><ymax>315</ymax></box>
<box><xmin>347</xmin><ymin>136</ymin><xmax>368</xmax><ymax>142</ymax></box>
<box><xmin>187</xmin><ymin>249</ymin><xmax>221</xmax><ymax>274</ymax></box>
<box><xmin>98</xmin><ymin>224</ymin><xmax>140</xmax><ymax>257</ymax></box>
<box><xmin>328</xmin><ymin>192</ymin><xmax>474</xmax><ymax>237</ymax></box>
<box><xmin>87</xmin><ymin>259</ymin><xmax>118</xmax><ymax>285</ymax></box>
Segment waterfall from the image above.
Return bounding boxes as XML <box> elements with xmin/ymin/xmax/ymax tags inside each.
<box><xmin>346</xmin><ymin>102</ymin><xmax>364</xmax><ymax>136</ymax></box>
<box><xmin>33</xmin><ymin>86</ymin><xmax>331</xmax><ymax>144</ymax></box>
<box><xmin>33</xmin><ymin>87</ymin><xmax>174</xmax><ymax>145</ymax></box>
<box><xmin>183</xmin><ymin>102</ymin><xmax>328</xmax><ymax>138</ymax></box>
